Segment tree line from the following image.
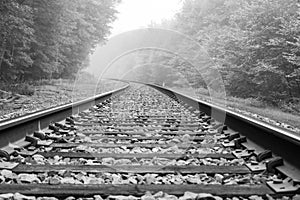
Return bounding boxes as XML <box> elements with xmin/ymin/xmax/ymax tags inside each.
<box><xmin>0</xmin><ymin>0</ymin><xmax>119</xmax><ymax>83</ymax></box>
<box><xmin>151</xmin><ymin>0</ymin><xmax>299</xmax><ymax>106</ymax></box>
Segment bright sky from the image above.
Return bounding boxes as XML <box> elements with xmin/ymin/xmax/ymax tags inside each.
<box><xmin>88</xmin><ymin>0</ymin><xmax>183</xmax><ymax>73</ymax></box>
<box><xmin>110</xmin><ymin>0</ymin><xmax>182</xmax><ymax>36</ymax></box>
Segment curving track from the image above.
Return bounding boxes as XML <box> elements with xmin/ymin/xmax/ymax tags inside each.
<box><xmin>0</xmin><ymin>83</ymin><xmax>299</xmax><ymax>199</ymax></box>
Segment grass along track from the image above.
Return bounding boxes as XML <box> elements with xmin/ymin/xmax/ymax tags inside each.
<box><xmin>170</xmin><ymin>87</ymin><xmax>300</xmax><ymax>134</ymax></box>
<box><xmin>0</xmin><ymin>80</ymin><xmax>125</xmax><ymax>122</ymax></box>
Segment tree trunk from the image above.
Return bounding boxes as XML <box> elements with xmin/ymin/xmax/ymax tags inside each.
<box><xmin>296</xmin><ymin>77</ymin><xmax>300</xmax><ymax>98</ymax></box>
<box><xmin>285</xmin><ymin>76</ymin><xmax>294</xmax><ymax>100</ymax></box>
<box><xmin>0</xmin><ymin>38</ymin><xmax>7</xmax><ymax>72</ymax></box>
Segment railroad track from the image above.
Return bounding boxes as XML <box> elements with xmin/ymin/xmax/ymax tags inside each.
<box><xmin>0</xmin><ymin>83</ymin><xmax>299</xmax><ymax>200</ymax></box>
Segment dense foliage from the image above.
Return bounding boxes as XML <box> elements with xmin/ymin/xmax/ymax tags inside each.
<box><xmin>135</xmin><ymin>0</ymin><xmax>298</xmax><ymax>106</ymax></box>
<box><xmin>0</xmin><ymin>0</ymin><xmax>119</xmax><ymax>82</ymax></box>
<box><xmin>172</xmin><ymin>0</ymin><xmax>300</xmax><ymax>105</ymax></box>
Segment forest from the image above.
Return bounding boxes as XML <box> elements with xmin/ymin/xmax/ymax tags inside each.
<box><xmin>0</xmin><ymin>0</ymin><xmax>119</xmax><ymax>82</ymax></box>
<box><xmin>142</xmin><ymin>0</ymin><xmax>299</xmax><ymax>108</ymax></box>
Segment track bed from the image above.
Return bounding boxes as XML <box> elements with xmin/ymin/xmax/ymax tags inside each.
<box><xmin>0</xmin><ymin>85</ymin><xmax>299</xmax><ymax>200</ymax></box>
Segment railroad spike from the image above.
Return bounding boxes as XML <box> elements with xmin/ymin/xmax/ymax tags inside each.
<box><xmin>65</xmin><ymin>117</ymin><xmax>75</xmax><ymax>125</ymax></box>
<box><xmin>234</xmin><ymin>136</ymin><xmax>247</xmax><ymax>148</ymax></box>
<box><xmin>257</xmin><ymin>150</ymin><xmax>273</xmax><ymax>162</ymax></box>
<box><xmin>48</xmin><ymin>124</ymin><xmax>60</xmax><ymax>132</ymax></box>
<box><xmin>25</xmin><ymin>136</ymin><xmax>39</xmax><ymax>147</ymax></box>
<box><xmin>34</xmin><ymin>131</ymin><xmax>46</xmax><ymax>140</ymax></box>
<box><xmin>228</xmin><ymin>132</ymin><xmax>240</xmax><ymax>141</ymax></box>
<box><xmin>266</xmin><ymin>157</ymin><xmax>284</xmax><ymax>174</ymax></box>
<box><xmin>0</xmin><ymin>150</ymin><xmax>10</xmax><ymax>161</ymax></box>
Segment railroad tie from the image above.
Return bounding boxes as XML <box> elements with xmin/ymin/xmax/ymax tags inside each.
<box><xmin>1</xmin><ymin>84</ymin><xmax>300</xmax><ymax>199</ymax></box>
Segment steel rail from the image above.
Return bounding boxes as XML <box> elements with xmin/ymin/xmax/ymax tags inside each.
<box><xmin>0</xmin><ymin>84</ymin><xmax>129</xmax><ymax>149</ymax></box>
<box><xmin>147</xmin><ymin>83</ymin><xmax>300</xmax><ymax>181</ymax></box>
<box><xmin>0</xmin><ymin>80</ymin><xmax>299</xmax><ymax>196</ymax></box>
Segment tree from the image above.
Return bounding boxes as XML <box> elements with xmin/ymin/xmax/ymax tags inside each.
<box><xmin>0</xmin><ymin>0</ymin><xmax>120</xmax><ymax>83</ymax></box>
<box><xmin>0</xmin><ymin>0</ymin><xmax>34</xmax><ymax>82</ymax></box>
<box><xmin>169</xmin><ymin>0</ymin><xmax>299</xmax><ymax>104</ymax></box>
